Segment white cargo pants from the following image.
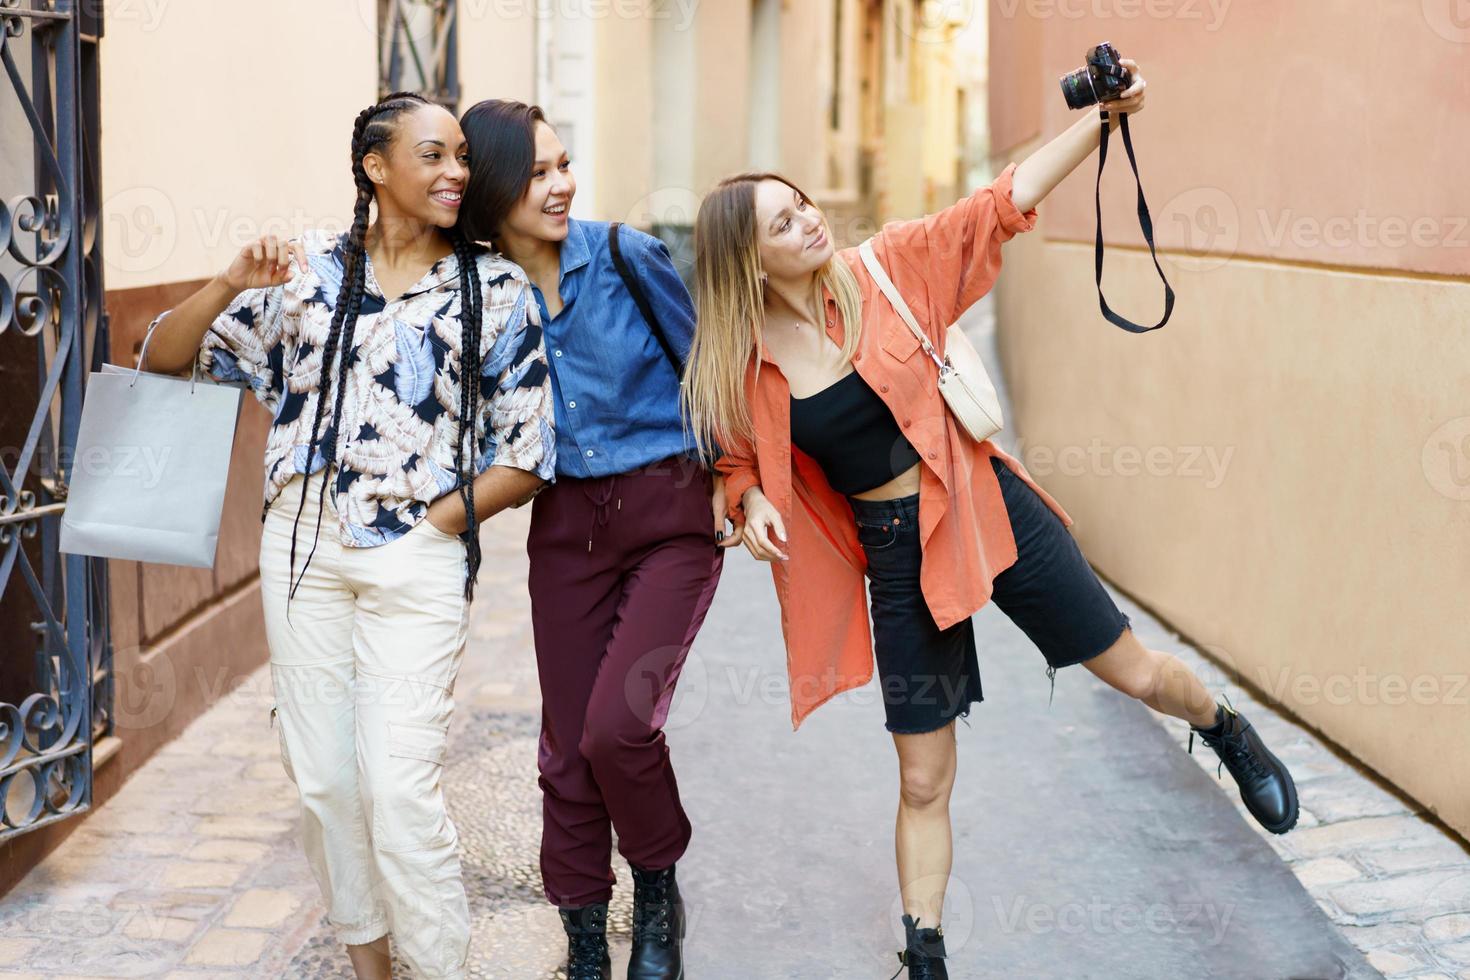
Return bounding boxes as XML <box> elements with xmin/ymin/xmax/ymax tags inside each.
<box><xmin>260</xmin><ymin>470</ymin><xmax>471</xmax><ymax>979</ymax></box>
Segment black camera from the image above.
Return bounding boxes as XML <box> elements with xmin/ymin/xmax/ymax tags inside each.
<box><xmin>1060</xmin><ymin>42</ymin><xmax>1132</xmax><ymax>109</ymax></box>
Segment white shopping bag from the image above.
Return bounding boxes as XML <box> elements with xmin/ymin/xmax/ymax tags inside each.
<box><xmin>59</xmin><ymin>319</ymin><xmax>244</xmax><ymax>568</ymax></box>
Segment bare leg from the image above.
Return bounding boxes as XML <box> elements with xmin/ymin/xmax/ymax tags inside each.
<box><xmin>346</xmin><ymin>937</ymin><xmax>392</xmax><ymax>980</ymax></box>
<box><xmin>1081</xmin><ymin>627</ymin><xmax>1220</xmax><ymax>728</ymax></box>
<box><xmin>892</xmin><ymin>721</ymin><xmax>959</xmax><ymax>929</ymax></box>
<box><xmin>1081</xmin><ymin>624</ymin><xmax>1302</xmax><ymax>833</ymax></box>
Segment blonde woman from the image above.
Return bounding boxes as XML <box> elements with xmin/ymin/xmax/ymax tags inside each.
<box><xmin>683</xmin><ymin>62</ymin><xmax>1297</xmax><ymax>977</ymax></box>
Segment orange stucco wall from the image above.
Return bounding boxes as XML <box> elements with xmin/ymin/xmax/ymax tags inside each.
<box><xmin>988</xmin><ymin>0</ymin><xmax>1470</xmax><ymax>839</ymax></box>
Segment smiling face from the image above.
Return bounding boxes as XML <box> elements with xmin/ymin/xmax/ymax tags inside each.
<box><xmin>361</xmin><ymin>103</ymin><xmax>469</xmax><ymax>229</ymax></box>
<box><xmin>751</xmin><ymin>178</ymin><xmax>833</xmax><ymax>281</ymax></box>
<box><xmin>499</xmin><ymin>120</ymin><xmax>576</xmax><ymax>244</ymax></box>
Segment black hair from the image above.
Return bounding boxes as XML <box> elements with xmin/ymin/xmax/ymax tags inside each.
<box><xmin>457</xmin><ymin>99</ymin><xmax>548</xmax><ymax>244</ymax></box>
<box><xmin>285</xmin><ymin>91</ymin><xmax>487</xmax><ymax>625</ymax></box>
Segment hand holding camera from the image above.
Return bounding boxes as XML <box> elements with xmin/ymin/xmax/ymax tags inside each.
<box><xmin>1061</xmin><ymin>42</ymin><xmax>1148</xmax><ymax>125</ymax></box>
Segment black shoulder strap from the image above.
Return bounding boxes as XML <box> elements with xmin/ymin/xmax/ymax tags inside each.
<box><xmin>608</xmin><ymin>221</ymin><xmax>684</xmax><ymax>377</ymax></box>
<box><xmin>1095</xmin><ymin>112</ymin><xmax>1175</xmax><ymax>333</ymax></box>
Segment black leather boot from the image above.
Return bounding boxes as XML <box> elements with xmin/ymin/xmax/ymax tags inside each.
<box><xmin>1189</xmin><ymin>695</ymin><xmax>1299</xmax><ymax>834</ymax></box>
<box><xmin>628</xmin><ymin>862</ymin><xmax>684</xmax><ymax>979</ymax></box>
<box><xmin>889</xmin><ymin>914</ymin><xmax>948</xmax><ymax>980</ymax></box>
<box><xmin>559</xmin><ymin>903</ymin><xmax>611</xmax><ymax>980</ymax></box>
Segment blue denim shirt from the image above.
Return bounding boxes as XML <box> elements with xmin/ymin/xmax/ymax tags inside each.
<box><xmin>531</xmin><ymin>218</ymin><xmax>701</xmax><ymax>479</ymax></box>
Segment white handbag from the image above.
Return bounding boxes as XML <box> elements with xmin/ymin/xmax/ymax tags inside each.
<box><xmin>858</xmin><ymin>238</ymin><xmax>1004</xmax><ymax>444</ymax></box>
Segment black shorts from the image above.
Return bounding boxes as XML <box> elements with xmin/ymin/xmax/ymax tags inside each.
<box><xmin>848</xmin><ymin>456</ymin><xmax>1132</xmax><ymax>735</ymax></box>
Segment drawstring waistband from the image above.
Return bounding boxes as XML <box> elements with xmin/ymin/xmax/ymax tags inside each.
<box><xmin>1045</xmin><ymin>664</ymin><xmax>1057</xmax><ymax>708</ymax></box>
<box><xmin>584</xmin><ymin>474</ymin><xmax>620</xmax><ymax>552</ymax></box>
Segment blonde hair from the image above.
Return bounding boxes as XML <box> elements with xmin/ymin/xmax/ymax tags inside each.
<box><xmin>682</xmin><ymin>172</ymin><xmax>864</xmax><ymax>459</ymax></box>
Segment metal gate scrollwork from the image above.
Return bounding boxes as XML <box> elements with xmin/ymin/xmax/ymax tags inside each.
<box><xmin>0</xmin><ymin>0</ymin><xmax>111</xmax><ymax>843</ymax></box>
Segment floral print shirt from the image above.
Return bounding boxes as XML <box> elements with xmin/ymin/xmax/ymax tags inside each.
<box><xmin>152</xmin><ymin>228</ymin><xmax>557</xmax><ymax>548</ymax></box>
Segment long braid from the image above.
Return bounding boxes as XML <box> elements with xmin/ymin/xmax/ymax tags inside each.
<box><xmin>284</xmin><ymin>92</ymin><xmax>430</xmax><ymax>627</ymax></box>
<box><xmin>449</xmin><ymin>228</ymin><xmax>484</xmax><ymax>601</ymax></box>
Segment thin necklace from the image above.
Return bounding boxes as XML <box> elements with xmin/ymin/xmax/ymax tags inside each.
<box><xmin>768</xmin><ymin>308</ymin><xmax>817</xmax><ymax>332</ymax></box>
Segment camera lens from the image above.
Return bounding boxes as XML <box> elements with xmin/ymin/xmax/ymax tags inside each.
<box><xmin>1060</xmin><ymin>68</ymin><xmax>1096</xmax><ymax>109</ymax></box>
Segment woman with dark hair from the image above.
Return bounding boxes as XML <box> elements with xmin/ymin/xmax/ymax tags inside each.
<box><xmin>459</xmin><ymin>98</ymin><xmax>731</xmax><ymax>980</ymax></box>
<box><xmin>141</xmin><ymin>92</ymin><xmax>556</xmax><ymax>980</ymax></box>
<box><xmin>684</xmin><ymin>63</ymin><xmax>1298</xmax><ymax>977</ymax></box>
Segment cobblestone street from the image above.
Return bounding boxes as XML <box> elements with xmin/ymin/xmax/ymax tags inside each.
<box><xmin>4</xmin><ymin>303</ymin><xmax>1467</xmax><ymax>978</ymax></box>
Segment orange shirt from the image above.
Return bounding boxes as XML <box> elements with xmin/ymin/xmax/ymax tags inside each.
<box><xmin>716</xmin><ymin>162</ymin><xmax>1076</xmax><ymax>731</ymax></box>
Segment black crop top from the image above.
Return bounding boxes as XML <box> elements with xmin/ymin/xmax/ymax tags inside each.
<box><xmin>789</xmin><ymin>370</ymin><xmax>922</xmax><ymax>496</ymax></box>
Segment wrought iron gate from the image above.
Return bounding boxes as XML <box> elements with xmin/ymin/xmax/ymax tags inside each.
<box><xmin>0</xmin><ymin>0</ymin><xmax>111</xmax><ymax>842</ymax></box>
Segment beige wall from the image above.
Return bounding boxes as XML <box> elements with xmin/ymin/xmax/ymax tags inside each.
<box><xmin>644</xmin><ymin>0</ymin><xmax>753</xmax><ymax>230</ymax></box>
<box><xmin>986</xmin><ymin>5</ymin><xmax>1041</xmax><ymax>160</ymax></box>
<box><xmin>775</xmin><ymin>0</ymin><xmax>831</xmax><ymax>195</ymax></box>
<box><xmin>100</xmin><ymin>0</ymin><xmax>377</xmax><ymax>292</ymax></box>
<box><xmin>688</xmin><ymin>1</ymin><xmax>752</xmax><ymax>189</ymax></box>
<box><xmin>989</xmin><ymin>4</ymin><xmax>1470</xmax><ymax>838</ymax></box>
<box><xmin>592</xmin><ymin>8</ymin><xmax>656</xmax><ymax>224</ymax></box>
<box><xmin>459</xmin><ymin>4</ymin><xmax>536</xmax><ymax>104</ymax></box>
<box><xmin>995</xmin><ymin>1</ymin><xmax>1470</xmax><ymax>277</ymax></box>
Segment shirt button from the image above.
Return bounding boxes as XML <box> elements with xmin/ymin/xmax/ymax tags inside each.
<box><xmin>554</xmin><ymin>350</ymin><xmax>563</xmax><ymax>357</ymax></box>
<box><xmin>903</xmin><ymin>419</ymin><xmax>911</xmax><ymax>428</ymax></box>
<box><xmin>585</xmin><ymin>449</ymin><xmax>594</xmax><ymax>457</ymax></box>
<box><xmin>568</xmin><ymin>400</ymin><xmax>577</xmax><ymax>408</ymax></box>
<box><xmin>854</xmin><ymin>352</ymin><xmax>862</xmax><ymax>361</ymax></box>
<box><xmin>880</xmin><ymin>384</ymin><xmax>890</xmax><ymax>393</ymax></box>
<box><xmin>928</xmin><ymin>451</ymin><xmax>937</xmax><ymax>459</ymax></box>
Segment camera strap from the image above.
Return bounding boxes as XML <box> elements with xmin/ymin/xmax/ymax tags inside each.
<box><xmin>1094</xmin><ymin>111</ymin><xmax>1174</xmax><ymax>333</ymax></box>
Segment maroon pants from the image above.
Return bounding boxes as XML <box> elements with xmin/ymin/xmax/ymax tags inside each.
<box><xmin>527</xmin><ymin>455</ymin><xmax>724</xmax><ymax>908</ymax></box>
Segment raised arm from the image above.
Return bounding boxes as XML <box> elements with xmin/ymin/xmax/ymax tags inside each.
<box><xmin>1010</xmin><ymin>58</ymin><xmax>1148</xmax><ymax>214</ymax></box>
<box><xmin>865</xmin><ymin>59</ymin><xmax>1148</xmax><ymax>334</ymax></box>
<box><xmin>142</xmin><ymin>234</ymin><xmax>307</xmax><ymax>375</ymax></box>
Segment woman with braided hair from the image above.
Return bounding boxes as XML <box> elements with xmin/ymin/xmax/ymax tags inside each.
<box><xmin>142</xmin><ymin>92</ymin><xmax>556</xmax><ymax>979</ymax></box>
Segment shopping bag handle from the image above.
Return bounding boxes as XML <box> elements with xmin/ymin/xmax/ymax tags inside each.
<box><xmin>132</xmin><ymin>315</ymin><xmax>202</xmax><ymax>393</ymax></box>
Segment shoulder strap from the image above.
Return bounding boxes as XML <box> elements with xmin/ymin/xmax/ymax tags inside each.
<box><xmin>608</xmin><ymin>221</ymin><xmax>684</xmax><ymax>377</ymax></box>
<box><xmin>857</xmin><ymin>238</ymin><xmax>945</xmax><ymax>372</ymax></box>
